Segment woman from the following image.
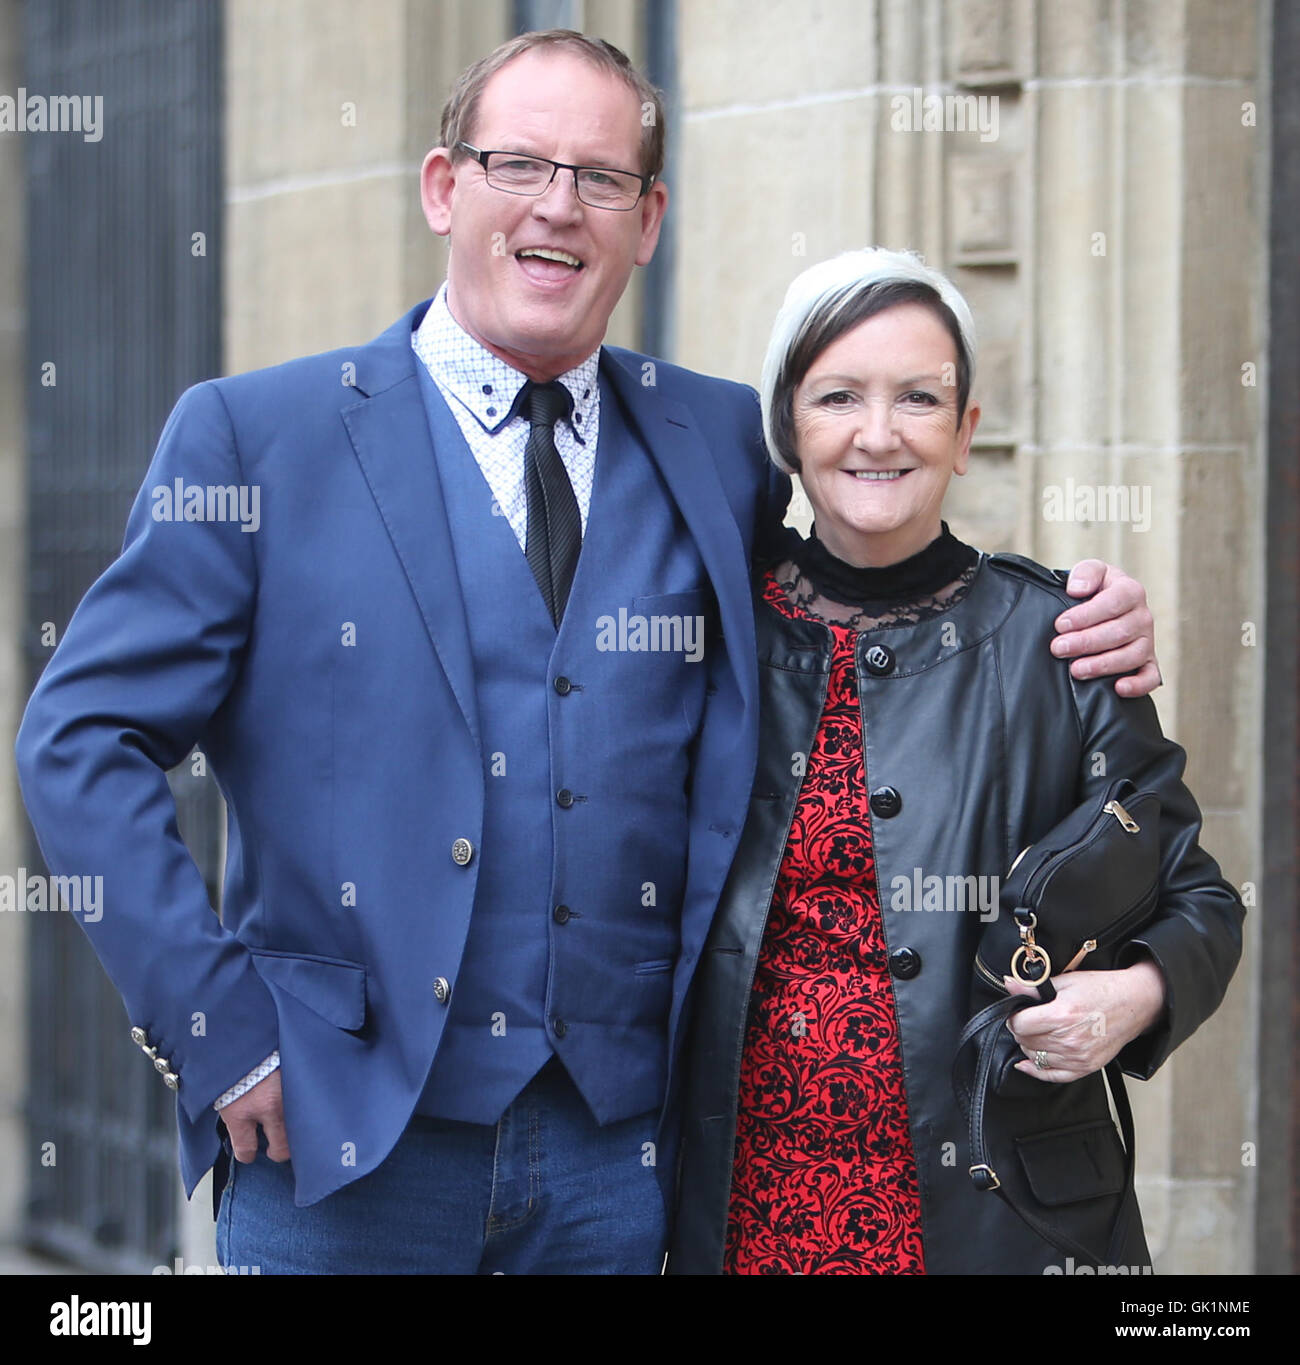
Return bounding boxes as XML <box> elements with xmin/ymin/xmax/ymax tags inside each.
<box><xmin>668</xmin><ymin>248</ymin><xmax>1243</xmax><ymax>1275</ymax></box>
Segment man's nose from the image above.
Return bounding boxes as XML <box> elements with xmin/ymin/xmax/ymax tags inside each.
<box><xmin>532</xmin><ymin>168</ymin><xmax>584</xmax><ymax>221</ymax></box>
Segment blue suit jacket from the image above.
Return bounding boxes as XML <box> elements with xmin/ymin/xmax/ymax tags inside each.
<box><xmin>15</xmin><ymin>298</ymin><xmax>790</xmax><ymax>1207</ymax></box>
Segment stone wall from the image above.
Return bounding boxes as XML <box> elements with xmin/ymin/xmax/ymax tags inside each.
<box><xmin>671</xmin><ymin>0</ymin><xmax>1263</xmax><ymax>1273</ymax></box>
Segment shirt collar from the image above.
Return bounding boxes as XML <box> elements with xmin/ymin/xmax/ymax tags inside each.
<box><xmin>412</xmin><ymin>282</ymin><xmax>600</xmax><ymax>443</ymax></box>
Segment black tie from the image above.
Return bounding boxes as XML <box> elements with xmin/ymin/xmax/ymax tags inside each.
<box><xmin>519</xmin><ymin>380</ymin><xmax>582</xmax><ymax>626</ymax></box>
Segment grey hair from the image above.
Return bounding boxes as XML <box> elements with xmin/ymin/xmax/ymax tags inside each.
<box><xmin>759</xmin><ymin>247</ymin><xmax>977</xmax><ymax>474</ymax></box>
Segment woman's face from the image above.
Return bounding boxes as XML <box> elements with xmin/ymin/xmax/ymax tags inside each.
<box><xmin>792</xmin><ymin>301</ymin><xmax>980</xmax><ymax>567</ymax></box>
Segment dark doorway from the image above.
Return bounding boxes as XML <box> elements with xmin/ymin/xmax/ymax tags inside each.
<box><xmin>22</xmin><ymin>0</ymin><xmax>224</xmax><ymax>1271</ymax></box>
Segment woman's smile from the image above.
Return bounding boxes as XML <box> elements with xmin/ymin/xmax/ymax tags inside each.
<box><xmin>793</xmin><ymin>302</ymin><xmax>980</xmax><ymax>567</ymax></box>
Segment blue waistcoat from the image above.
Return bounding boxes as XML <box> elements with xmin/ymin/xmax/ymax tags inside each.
<box><xmin>413</xmin><ymin>360</ymin><xmax>712</xmax><ymax>1125</ymax></box>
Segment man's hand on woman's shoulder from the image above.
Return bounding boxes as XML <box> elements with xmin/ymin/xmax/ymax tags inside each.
<box><xmin>1051</xmin><ymin>559</ymin><xmax>1161</xmax><ymax>697</ymax></box>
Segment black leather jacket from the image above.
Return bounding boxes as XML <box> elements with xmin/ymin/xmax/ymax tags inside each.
<box><xmin>667</xmin><ymin>549</ymin><xmax>1244</xmax><ymax>1274</ymax></box>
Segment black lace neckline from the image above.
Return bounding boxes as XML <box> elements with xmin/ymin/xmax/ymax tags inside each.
<box><xmin>790</xmin><ymin>522</ymin><xmax>979</xmax><ymax>607</ymax></box>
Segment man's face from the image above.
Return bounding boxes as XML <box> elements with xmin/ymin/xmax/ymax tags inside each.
<box><xmin>421</xmin><ymin>50</ymin><xmax>668</xmax><ymax>380</ymax></box>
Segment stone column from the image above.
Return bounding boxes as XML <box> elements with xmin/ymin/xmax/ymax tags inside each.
<box><xmin>224</xmin><ymin>0</ymin><xmax>511</xmax><ymax>373</ymax></box>
<box><xmin>1027</xmin><ymin>0</ymin><xmax>1261</xmax><ymax>1273</ymax></box>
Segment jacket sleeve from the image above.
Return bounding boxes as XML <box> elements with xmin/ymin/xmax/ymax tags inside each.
<box><xmin>741</xmin><ymin>384</ymin><xmax>792</xmax><ymax>563</ymax></box>
<box><xmin>1067</xmin><ymin>673</ymin><xmax>1245</xmax><ymax>1080</ymax></box>
<box><xmin>14</xmin><ymin>380</ymin><xmax>281</xmax><ymax>1122</ymax></box>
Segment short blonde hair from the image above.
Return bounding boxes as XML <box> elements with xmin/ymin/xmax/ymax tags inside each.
<box><xmin>440</xmin><ymin>29</ymin><xmax>666</xmax><ymax>183</ymax></box>
<box><xmin>759</xmin><ymin>248</ymin><xmax>977</xmax><ymax>474</ymax></box>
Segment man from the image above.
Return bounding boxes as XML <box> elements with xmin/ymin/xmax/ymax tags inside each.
<box><xmin>15</xmin><ymin>30</ymin><xmax>1159</xmax><ymax>1274</ymax></box>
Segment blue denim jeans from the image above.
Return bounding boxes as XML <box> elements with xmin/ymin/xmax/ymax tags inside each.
<box><xmin>215</xmin><ymin>1058</ymin><xmax>667</xmax><ymax>1274</ymax></box>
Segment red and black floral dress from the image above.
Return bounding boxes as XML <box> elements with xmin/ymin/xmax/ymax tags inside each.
<box><xmin>723</xmin><ymin>566</ymin><xmax>941</xmax><ymax>1275</ymax></box>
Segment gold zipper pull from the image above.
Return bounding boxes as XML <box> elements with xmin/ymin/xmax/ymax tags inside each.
<box><xmin>1062</xmin><ymin>938</ymin><xmax>1098</xmax><ymax>973</ymax></box>
<box><xmin>1104</xmin><ymin>798</ymin><xmax>1140</xmax><ymax>833</ymax></box>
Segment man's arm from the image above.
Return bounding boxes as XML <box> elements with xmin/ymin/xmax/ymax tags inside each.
<box><xmin>15</xmin><ymin>381</ymin><xmax>281</xmax><ymax>1127</ymax></box>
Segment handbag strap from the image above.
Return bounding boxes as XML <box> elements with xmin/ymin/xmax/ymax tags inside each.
<box><xmin>953</xmin><ymin>1001</ymin><xmax>1138</xmax><ymax>1267</ymax></box>
<box><xmin>954</xmin><ymin>995</ymin><xmax>1031</xmax><ymax>1189</ymax></box>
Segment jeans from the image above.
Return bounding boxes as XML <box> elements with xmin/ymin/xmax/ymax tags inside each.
<box><xmin>214</xmin><ymin>1058</ymin><xmax>667</xmax><ymax>1274</ymax></box>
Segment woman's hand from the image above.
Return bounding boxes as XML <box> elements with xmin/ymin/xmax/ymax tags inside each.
<box><xmin>1003</xmin><ymin>961</ymin><xmax>1167</xmax><ymax>1083</ymax></box>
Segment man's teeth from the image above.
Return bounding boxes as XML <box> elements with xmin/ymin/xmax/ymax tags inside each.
<box><xmin>852</xmin><ymin>470</ymin><xmax>906</xmax><ymax>480</ymax></box>
<box><xmin>519</xmin><ymin>248</ymin><xmax>582</xmax><ymax>268</ymax></box>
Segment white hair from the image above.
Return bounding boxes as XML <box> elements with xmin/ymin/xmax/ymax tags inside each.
<box><xmin>758</xmin><ymin>247</ymin><xmax>978</xmax><ymax>473</ymax></box>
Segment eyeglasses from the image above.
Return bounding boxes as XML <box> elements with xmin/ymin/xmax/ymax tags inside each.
<box><xmin>456</xmin><ymin>141</ymin><xmax>651</xmax><ymax>211</ymax></box>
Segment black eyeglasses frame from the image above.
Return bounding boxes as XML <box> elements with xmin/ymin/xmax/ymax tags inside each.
<box><xmin>455</xmin><ymin>141</ymin><xmax>652</xmax><ymax>211</ymax></box>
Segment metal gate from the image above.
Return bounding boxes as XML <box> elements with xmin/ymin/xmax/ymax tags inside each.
<box><xmin>22</xmin><ymin>0</ymin><xmax>223</xmax><ymax>1272</ymax></box>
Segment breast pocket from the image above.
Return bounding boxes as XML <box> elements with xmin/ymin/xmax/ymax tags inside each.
<box><xmin>628</xmin><ymin>589</ymin><xmax>713</xmax><ymax>737</ymax></box>
<box><xmin>629</xmin><ymin>589</ymin><xmax>712</xmax><ymax>664</ymax></box>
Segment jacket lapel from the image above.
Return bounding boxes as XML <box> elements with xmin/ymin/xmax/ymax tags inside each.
<box><xmin>599</xmin><ymin>350</ymin><xmax>758</xmax><ymax>722</ymax></box>
<box><xmin>339</xmin><ymin>301</ymin><xmax>481</xmax><ymax>748</ymax></box>
<box><xmin>338</xmin><ymin>314</ymin><xmax>759</xmax><ymax>760</ymax></box>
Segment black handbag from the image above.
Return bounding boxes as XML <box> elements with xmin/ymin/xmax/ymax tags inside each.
<box><xmin>952</xmin><ymin>778</ymin><xmax>1161</xmax><ymax>1267</ymax></box>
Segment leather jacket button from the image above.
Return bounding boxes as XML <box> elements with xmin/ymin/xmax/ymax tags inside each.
<box><xmin>864</xmin><ymin>644</ymin><xmax>896</xmax><ymax>676</ymax></box>
<box><xmin>553</xmin><ymin>904</ymin><xmax>572</xmax><ymax>924</ymax></box>
<box><xmin>553</xmin><ymin>676</ymin><xmax>573</xmax><ymax>695</ymax></box>
<box><xmin>556</xmin><ymin>788</ymin><xmax>574</xmax><ymax>809</ymax></box>
<box><xmin>553</xmin><ymin>1018</ymin><xmax>568</xmax><ymax>1038</ymax></box>
<box><xmin>451</xmin><ymin>838</ymin><xmax>474</xmax><ymax>866</ymax></box>
<box><xmin>869</xmin><ymin>786</ymin><xmax>902</xmax><ymax>818</ymax></box>
<box><xmin>889</xmin><ymin>947</ymin><xmax>922</xmax><ymax>979</ymax></box>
